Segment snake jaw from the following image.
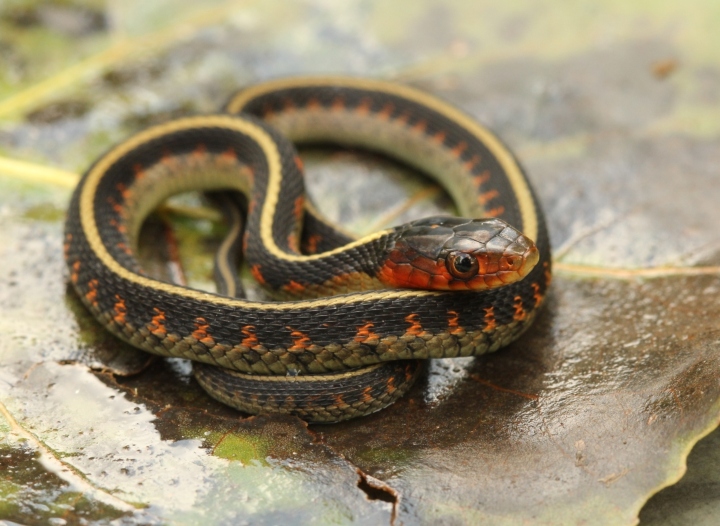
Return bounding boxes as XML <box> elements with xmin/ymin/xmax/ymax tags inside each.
<box><xmin>376</xmin><ymin>216</ymin><xmax>539</xmax><ymax>291</ymax></box>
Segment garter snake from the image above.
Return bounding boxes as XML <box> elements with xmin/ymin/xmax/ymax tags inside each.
<box><xmin>64</xmin><ymin>76</ymin><xmax>551</xmax><ymax>423</ymax></box>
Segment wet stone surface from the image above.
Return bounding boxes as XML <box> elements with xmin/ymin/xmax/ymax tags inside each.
<box><xmin>1</xmin><ymin>1</ymin><xmax>719</xmax><ymax>525</ymax></box>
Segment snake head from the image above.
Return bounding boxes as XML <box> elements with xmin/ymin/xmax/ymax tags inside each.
<box><xmin>378</xmin><ymin>216</ymin><xmax>539</xmax><ymax>291</ymax></box>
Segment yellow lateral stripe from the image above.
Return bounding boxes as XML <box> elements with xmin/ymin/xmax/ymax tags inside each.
<box><xmin>223</xmin><ymin>363</ymin><xmax>384</xmax><ymax>382</ymax></box>
<box><xmin>226</xmin><ymin>76</ymin><xmax>538</xmax><ymax>241</ymax></box>
<box><xmin>215</xmin><ymin>196</ymin><xmax>244</xmax><ymax>297</ymax></box>
<box><xmin>0</xmin><ymin>156</ymin><xmax>79</xmax><ymax>188</ymax></box>
<box><xmin>79</xmin><ymin>114</ymin><xmax>438</xmax><ymax>311</ymax></box>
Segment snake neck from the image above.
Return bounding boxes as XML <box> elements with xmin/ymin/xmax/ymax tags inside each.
<box><xmin>244</xmin><ymin>225</ymin><xmax>403</xmax><ymax>300</ymax></box>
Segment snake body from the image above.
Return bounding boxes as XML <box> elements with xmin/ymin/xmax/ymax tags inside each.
<box><xmin>64</xmin><ymin>77</ymin><xmax>551</xmax><ymax>423</ymax></box>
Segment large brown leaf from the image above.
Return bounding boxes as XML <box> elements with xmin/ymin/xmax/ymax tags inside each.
<box><xmin>1</xmin><ymin>1</ymin><xmax>718</xmax><ymax>524</ymax></box>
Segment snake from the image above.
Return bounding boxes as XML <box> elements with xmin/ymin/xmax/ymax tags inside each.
<box><xmin>64</xmin><ymin>76</ymin><xmax>551</xmax><ymax>423</ymax></box>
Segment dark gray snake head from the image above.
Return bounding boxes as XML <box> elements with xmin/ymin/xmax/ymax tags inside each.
<box><xmin>378</xmin><ymin>216</ymin><xmax>539</xmax><ymax>291</ymax></box>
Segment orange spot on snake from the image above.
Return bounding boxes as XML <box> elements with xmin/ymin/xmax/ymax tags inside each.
<box><xmin>160</xmin><ymin>150</ymin><xmax>177</xmax><ymax>167</ymax></box>
<box><xmin>354</xmin><ymin>322</ymin><xmax>380</xmax><ymax>343</ymax></box>
<box><xmin>472</xmin><ymin>169</ymin><xmax>490</xmax><ymax>186</ymax></box>
<box><xmin>293</xmin><ymin>195</ymin><xmax>304</xmax><ymax>220</ymax></box>
<box><xmin>432</xmin><ymin>130</ymin><xmax>446</xmax><ymax>144</ymax></box>
<box><xmin>334</xmin><ymin>394</ymin><xmax>348</xmax><ymax>407</ymax></box>
<box><xmin>70</xmin><ymin>260</ymin><xmax>81</xmax><ymax>284</ymax></box>
<box><xmin>485</xmin><ymin>206</ymin><xmax>505</xmax><ymax>217</ymax></box>
<box><xmin>377</xmin><ymin>102</ymin><xmax>394</xmax><ymax>120</ymax></box>
<box><xmin>451</xmin><ymin>141</ymin><xmax>468</xmax><ymax>157</ymax></box>
<box><xmin>149</xmin><ymin>308</ymin><xmax>166</xmax><ymax>338</ymax></box>
<box><xmin>133</xmin><ymin>163</ymin><xmax>146</xmax><ymax>180</ymax></box>
<box><xmin>513</xmin><ymin>296</ymin><xmax>527</xmax><ymax>321</ymax></box>
<box><xmin>294</xmin><ymin>156</ymin><xmax>304</xmax><ymax>172</ymax></box>
<box><xmin>331</xmin><ymin>97</ymin><xmax>345</xmax><ymax>111</ymax></box>
<box><xmin>192</xmin><ymin>317</ymin><xmax>215</xmax><ymax>346</ymax></box>
<box><xmin>465</xmin><ymin>156</ymin><xmax>482</xmax><ymax>173</ymax></box>
<box><xmin>395</xmin><ymin>112</ymin><xmax>410</xmax><ymax>125</ymax></box>
<box><xmin>404</xmin><ymin>363</ymin><xmax>415</xmax><ymax>382</ymax></box>
<box><xmin>284</xmin><ymin>280</ymin><xmax>306</xmax><ymax>294</ymax></box>
<box><xmin>107</xmin><ymin>196</ymin><xmax>123</xmax><ymax>215</ymax></box>
<box><xmin>477</xmin><ymin>189</ymin><xmax>499</xmax><ymax>205</ymax></box>
<box><xmin>109</xmin><ymin>218</ymin><xmax>127</xmax><ymax>234</ymax></box>
<box><xmin>483</xmin><ymin>306</ymin><xmax>496</xmax><ymax>332</ymax></box>
<box><xmin>411</xmin><ymin>120</ymin><xmax>427</xmax><ymax>134</ymax></box>
<box><xmin>63</xmin><ymin>233</ymin><xmax>73</xmax><ymax>259</ymax></box>
<box><xmin>85</xmin><ymin>279</ymin><xmax>98</xmax><ymax>307</ymax></box>
<box><xmin>287</xmin><ymin>327</ymin><xmax>311</xmax><ymax>352</ymax></box>
<box><xmin>113</xmin><ymin>295</ymin><xmax>127</xmax><ymax>325</ymax></box>
<box><xmin>241</xmin><ymin>325</ymin><xmax>258</xmax><ymax>348</ymax></box>
<box><xmin>250</xmin><ymin>264</ymin><xmax>266</xmax><ymax>285</ymax></box>
<box><xmin>386</xmin><ymin>376</ymin><xmax>397</xmax><ymax>394</ymax></box>
<box><xmin>116</xmin><ymin>182</ymin><xmax>132</xmax><ymax>201</ymax></box>
<box><xmin>305</xmin><ymin>234</ymin><xmax>322</xmax><ymax>254</ymax></box>
<box><xmin>219</xmin><ymin>147</ymin><xmax>238</xmax><ymax>164</ymax></box>
<box><xmin>355</xmin><ymin>97</ymin><xmax>371</xmax><ymax>115</ymax></box>
<box><xmin>306</xmin><ymin>97</ymin><xmax>321</xmax><ymax>110</ymax></box>
<box><xmin>404</xmin><ymin>313</ymin><xmax>425</xmax><ymax>336</ymax></box>
<box><xmin>360</xmin><ymin>387</ymin><xmax>373</xmax><ymax>404</ymax></box>
<box><xmin>116</xmin><ymin>242</ymin><xmax>132</xmax><ymax>255</ymax></box>
<box><xmin>447</xmin><ymin>310</ymin><xmax>464</xmax><ymax>335</ymax></box>
<box><xmin>531</xmin><ymin>282</ymin><xmax>543</xmax><ymax>307</ymax></box>
<box><xmin>283</xmin><ymin>98</ymin><xmax>296</xmax><ymax>112</ymax></box>
<box><xmin>192</xmin><ymin>144</ymin><xmax>207</xmax><ymax>160</ymax></box>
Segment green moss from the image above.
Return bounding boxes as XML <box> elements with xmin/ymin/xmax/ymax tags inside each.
<box><xmin>211</xmin><ymin>430</ymin><xmax>271</xmax><ymax>465</ymax></box>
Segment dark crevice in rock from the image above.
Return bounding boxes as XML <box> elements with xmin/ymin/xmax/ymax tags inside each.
<box><xmin>356</xmin><ymin>468</ymin><xmax>399</xmax><ymax>525</ymax></box>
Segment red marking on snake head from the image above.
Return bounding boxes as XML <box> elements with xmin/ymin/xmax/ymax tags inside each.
<box><xmin>377</xmin><ymin>217</ymin><xmax>539</xmax><ymax>292</ymax></box>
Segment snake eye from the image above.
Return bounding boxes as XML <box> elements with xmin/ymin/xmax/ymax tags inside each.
<box><xmin>446</xmin><ymin>251</ymin><xmax>479</xmax><ymax>280</ymax></box>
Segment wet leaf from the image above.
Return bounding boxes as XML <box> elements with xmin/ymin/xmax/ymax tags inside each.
<box><xmin>1</xmin><ymin>1</ymin><xmax>719</xmax><ymax>525</ymax></box>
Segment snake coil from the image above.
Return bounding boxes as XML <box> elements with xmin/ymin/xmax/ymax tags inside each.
<box><xmin>64</xmin><ymin>77</ymin><xmax>551</xmax><ymax>423</ymax></box>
